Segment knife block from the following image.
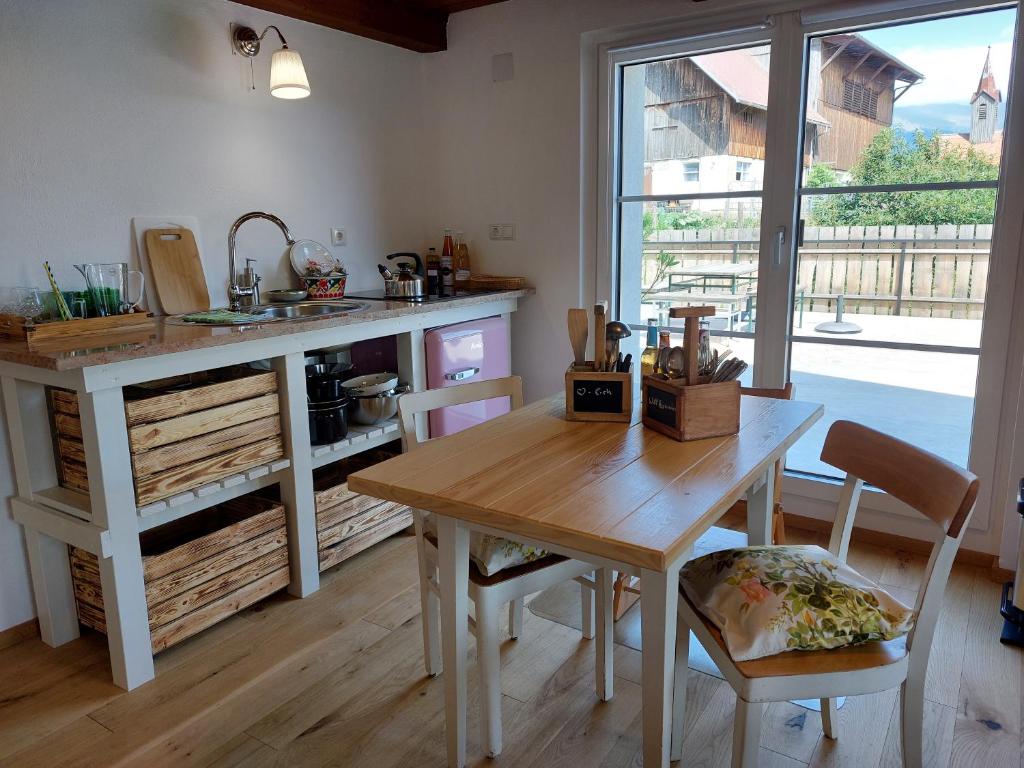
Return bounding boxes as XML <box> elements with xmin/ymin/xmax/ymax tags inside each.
<box><xmin>641</xmin><ymin>376</ymin><xmax>740</xmax><ymax>441</ymax></box>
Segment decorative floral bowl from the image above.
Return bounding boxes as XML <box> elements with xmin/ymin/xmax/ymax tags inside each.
<box><xmin>302</xmin><ymin>274</ymin><xmax>346</xmax><ymax>299</ymax></box>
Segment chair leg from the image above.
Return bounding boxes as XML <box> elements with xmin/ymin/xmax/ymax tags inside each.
<box><xmin>595</xmin><ymin>568</ymin><xmax>614</xmax><ymax>702</ymax></box>
<box><xmin>476</xmin><ymin>590</ymin><xmax>503</xmax><ymax>758</ymax></box>
<box><xmin>900</xmin><ymin>678</ymin><xmax>925</xmax><ymax>768</ymax></box>
<box><xmin>731</xmin><ymin>699</ymin><xmax>763</xmax><ymax>768</ymax></box>
<box><xmin>582</xmin><ymin>571</ymin><xmax>595</xmax><ymax>640</ymax></box>
<box><xmin>670</xmin><ymin>626</ymin><xmax>691</xmax><ymax>762</ymax></box>
<box><xmin>508</xmin><ymin>598</ymin><xmax>523</xmax><ymax>640</ymax></box>
<box><xmin>413</xmin><ymin>515</ymin><xmax>441</xmax><ymax>676</ymax></box>
<box><xmin>820</xmin><ymin>697</ymin><xmax>838</xmax><ymax>739</ymax></box>
<box><xmin>772</xmin><ymin>504</ymin><xmax>787</xmax><ymax>545</ymax></box>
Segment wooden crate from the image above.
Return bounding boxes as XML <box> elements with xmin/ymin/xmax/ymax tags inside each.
<box><xmin>48</xmin><ymin>366</ymin><xmax>285</xmax><ymax>506</ymax></box>
<box><xmin>312</xmin><ymin>450</ymin><xmax>412</xmax><ymax>571</ymax></box>
<box><xmin>69</xmin><ymin>495</ymin><xmax>290</xmax><ymax>652</ymax></box>
<box><xmin>564</xmin><ymin>363</ymin><xmax>633</xmax><ymax>423</ymax></box>
<box><xmin>642</xmin><ymin>377</ymin><xmax>741</xmax><ymax>441</ymax></box>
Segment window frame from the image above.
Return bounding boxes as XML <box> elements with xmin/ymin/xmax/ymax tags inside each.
<box><xmin>594</xmin><ymin>0</ymin><xmax>1024</xmax><ymax>558</ymax></box>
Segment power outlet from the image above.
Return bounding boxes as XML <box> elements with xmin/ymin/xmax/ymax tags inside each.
<box><xmin>489</xmin><ymin>223</ymin><xmax>515</xmax><ymax>241</ymax></box>
<box><xmin>331</xmin><ymin>228</ymin><xmax>346</xmax><ymax>246</ymax></box>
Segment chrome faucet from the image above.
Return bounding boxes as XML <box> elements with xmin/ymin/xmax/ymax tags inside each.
<box><xmin>228</xmin><ymin>211</ymin><xmax>295</xmax><ymax>310</ymax></box>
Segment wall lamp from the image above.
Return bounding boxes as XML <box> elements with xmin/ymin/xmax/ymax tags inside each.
<box><xmin>232</xmin><ymin>24</ymin><xmax>310</xmax><ymax>99</ymax></box>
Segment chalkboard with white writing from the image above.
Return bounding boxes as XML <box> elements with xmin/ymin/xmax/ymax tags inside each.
<box><xmin>564</xmin><ymin>365</ymin><xmax>632</xmax><ymax>423</ymax></box>
<box><xmin>572</xmin><ymin>380</ymin><xmax>624</xmax><ymax>414</ymax></box>
<box><xmin>644</xmin><ymin>385</ymin><xmax>678</xmax><ymax>428</ymax></box>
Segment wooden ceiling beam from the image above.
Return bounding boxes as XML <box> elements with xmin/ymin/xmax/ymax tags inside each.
<box><xmin>231</xmin><ymin>0</ymin><xmax>449</xmax><ymax>53</ymax></box>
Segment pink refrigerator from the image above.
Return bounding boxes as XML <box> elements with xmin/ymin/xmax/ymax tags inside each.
<box><xmin>424</xmin><ymin>316</ymin><xmax>511</xmax><ymax>438</ymax></box>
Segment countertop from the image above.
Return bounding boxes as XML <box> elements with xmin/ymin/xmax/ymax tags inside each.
<box><xmin>0</xmin><ymin>290</ymin><xmax>532</xmax><ymax>372</ymax></box>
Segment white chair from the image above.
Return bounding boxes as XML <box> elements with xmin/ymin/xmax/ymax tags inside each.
<box><xmin>398</xmin><ymin>376</ymin><xmax>614</xmax><ymax>758</ymax></box>
<box><xmin>671</xmin><ymin>419</ymin><xmax>980</xmax><ymax>767</ymax></box>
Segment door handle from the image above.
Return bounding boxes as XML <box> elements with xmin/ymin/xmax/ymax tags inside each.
<box><xmin>445</xmin><ymin>367</ymin><xmax>480</xmax><ymax>381</ymax></box>
<box><xmin>773</xmin><ymin>225</ymin><xmax>787</xmax><ymax>268</ymax></box>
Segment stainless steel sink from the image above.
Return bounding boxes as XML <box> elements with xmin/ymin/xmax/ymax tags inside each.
<box><xmin>253</xmin><ymin>301</ymin><xmax>366</xmax><ymax>320</ymax></box>
<box><xmin>168</xmin><ymin>300</ymin><xmax>367</xmax><ymax>326</ymax></box>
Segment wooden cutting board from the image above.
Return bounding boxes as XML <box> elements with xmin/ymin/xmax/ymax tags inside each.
<box><xmin>144</xmin><ymin>227</ymin><xmax>210</xmax><ymax>315</ymax></box>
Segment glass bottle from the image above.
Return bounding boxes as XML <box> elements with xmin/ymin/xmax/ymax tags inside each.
<box><xmin>426</xmin><ymin>247</ymin><xmax>440</xmax><ymax>296</ymax></box>
<box><xmin>640</xmin><ymin>319</ymin><xmax>659</xmax><ymax>376</ymax></box>
<box><xmin>454</xmin><ymin>230</ymin><xmax>471</xmax><ymax>290</ymax></box>
<box><xmin>441</xmin><ymin>229</ymin><xmax>455</xmax><ymax>293</ymax></box>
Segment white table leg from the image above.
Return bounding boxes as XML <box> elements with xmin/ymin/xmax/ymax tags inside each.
<box><xmin>641</xmin><ymin>566</ymin><xmax>679</xmax><ymax>768</ymax></box>
<box><xmin>437</xmin><ymin>515</ymin><xmax>469</xmax><ymax>768</ymax></box>
<box><xmin>272</xmin><ymin>353</ymin><xmax>319</xmax><ymax>597</ymax></box>
<box><xmin>23</xmin><ymin>528</ymin><xmax>80</xmax><ymax>645</ymax></box>
<box><xmin>79</xmin><ymin>388</ymin><xmax>154</xmax><ymax>690</ymax></box>
<box><xmin>2</xmin><ymin>376</ymin><xmax>78</xmax><ymax>646</ymax></box>
<box><xmin>746</xmin><ymin>467</ymin><xmax>775</xmax><ymax>546</ymax></box>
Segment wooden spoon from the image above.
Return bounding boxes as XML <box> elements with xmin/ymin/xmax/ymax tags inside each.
<box><xmin>593</xmin><ymin>301</ymin><xmax>607</xmax><ymax>371</ymax></box>
<box><xmin>567</xmin><ymin>308</ymin><xmax>588</xmax><ymax>368</ymax></box>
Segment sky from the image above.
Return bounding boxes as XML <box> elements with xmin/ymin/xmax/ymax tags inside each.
<box><xmin>858</xmin><ymin>8</ymin><xmax>1016</xmax><ymax>131</ymax></box>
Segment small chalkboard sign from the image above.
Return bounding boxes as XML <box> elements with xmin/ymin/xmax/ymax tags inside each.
<box><xmin>573</xmin><ymin>380</ymin><xmax>623</xmax><ymax>413</ymax></box>
<box><xmin>644</xmin><ymin>384</ymin><xmax>678</xmax><ymax>428</ymax></box>
<box><xmin>565</xmin><ymin>364</ymin><xmax>632</xmax><ymax>423</ymax></box>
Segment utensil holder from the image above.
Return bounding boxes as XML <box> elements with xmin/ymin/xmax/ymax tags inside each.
<box><xmin>565</xmin><ymin>362</ymin><xmax>633</xmax><ymax>422</ymax></box>
<box><xmin>641</xmin><ymin>376</ymin><xmax>740</xmax><ymax>441</ymax></box>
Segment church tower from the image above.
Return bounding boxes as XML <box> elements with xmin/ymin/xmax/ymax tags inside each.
<box><xmin>970</xmin><ymin>47</ymin><xmax>1001</xmax><ymax>144</ymax></box>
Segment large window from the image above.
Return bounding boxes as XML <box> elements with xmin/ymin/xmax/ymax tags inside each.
<box><xmin>608</xmin><ymin>3</ymin><xmax>1020</xmax><ymax>519</ymax></box>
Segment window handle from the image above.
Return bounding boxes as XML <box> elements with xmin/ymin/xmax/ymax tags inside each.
<box><xmin>773</xmin><ymin>226</ymin><xmax>787</xmax><ymax>268</ymax></box>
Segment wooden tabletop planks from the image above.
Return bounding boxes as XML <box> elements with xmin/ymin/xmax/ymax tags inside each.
<box><xmin>347</xmin><ymin>394</ymin><xmax>823</xmax><ymax>571</ymax></box>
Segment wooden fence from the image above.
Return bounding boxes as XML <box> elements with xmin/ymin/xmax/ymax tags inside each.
<box><xmin>642</xmin><ymin>224</ymin><xmax>993</xmax><ymax>319</ymax></box>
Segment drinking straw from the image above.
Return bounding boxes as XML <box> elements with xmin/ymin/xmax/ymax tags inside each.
<box><xmin>43</xmin><ymin>262</ymin><xmax>73</xmax><ymax>321</ymax></box>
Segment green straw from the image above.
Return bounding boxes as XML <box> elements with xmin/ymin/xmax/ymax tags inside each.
<box><xmin>43</xmin><ymin>262</ymin><xmax>73</xmax><ymax>321</ymax></box>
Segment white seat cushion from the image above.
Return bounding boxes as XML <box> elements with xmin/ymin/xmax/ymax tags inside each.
<box><xmin>680</xmin><ymin>545</ymin><xmax>914</xmax><ymax>662</ymax></box>
<box><xmin>423</xmin><ymin>513</ymin><xmax>548</xmax><ymax>577</ymax></box>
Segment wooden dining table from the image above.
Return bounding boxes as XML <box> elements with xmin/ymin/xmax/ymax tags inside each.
<box><xmin>348</xmin><ymin>392</ymin><xmax>823</xmax><ymax>767</ymax></box>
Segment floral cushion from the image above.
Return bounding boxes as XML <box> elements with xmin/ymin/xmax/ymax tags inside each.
<box><xmin>423</xmin><ymin>514</ymin><xmax>548</xmax><ymax>577</ymax></box>
<box><xmin>679</xmin><ymin>545</ymin><xmax>914</xmax><ymax>662</ymax></box>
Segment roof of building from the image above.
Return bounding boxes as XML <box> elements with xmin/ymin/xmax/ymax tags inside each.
<box><xmin>940</xmin><ymin>130</ymin><xmax>1003</xmax><ymax>159</ymax></box>
<box><xmin>820</xmin><ymin>33</ymin><xmax>925</xmax><ymax>84</ymax></box>
<box><xmin>972</xmin><ymin>47</ymin><xmax>1002</xmax><ymax>103</ymax></box>
<box><xmin>690</xmin><ymin>49</ymin><xmax>830</xmax><ymax>124</ymax></box>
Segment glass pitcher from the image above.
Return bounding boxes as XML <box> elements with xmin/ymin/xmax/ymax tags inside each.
<box><xmin>73</xmin><ymin>263</ymin><xmax>144</xmax><ymax>316</ymax></box>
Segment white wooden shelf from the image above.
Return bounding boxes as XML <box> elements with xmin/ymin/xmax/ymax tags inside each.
<box><xmin>134</xmin><ymin>458</ymin><xmax>291</xmax><ymax>531</ymax></box>
<box><xmin>310</xmin><ymin>418</ymin><xmax>401</xmax><ymax>469</ymax></box>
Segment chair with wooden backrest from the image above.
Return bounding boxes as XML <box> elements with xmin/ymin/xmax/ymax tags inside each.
<box><xmin>610</xmin><ymin>383</ymin><xmax>795</xmax><ymax>622</ymax></box>
<box><xmin>671</xmin><ymin>419</ymin><xmax>980</xmax><ymax>767</ymax></box>
<box><xmin>397</xmin><ymin>376</ymin><xmax>613</xmax><ymax>758</ymax></box>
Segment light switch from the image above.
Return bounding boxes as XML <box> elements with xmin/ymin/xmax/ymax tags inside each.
<box><xmin>489</xmin><ymin>224</ymin><xmax>515</xmax><ymax>241</ymax></box>
<box><xmin>492</xmin><ymin>52</ymin><xmax>514</xmax><ymax>82</ymax></box>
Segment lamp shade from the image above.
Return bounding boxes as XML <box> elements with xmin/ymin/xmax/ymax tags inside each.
<box><xmin>270</xmin><ymin>48</ymin><xmax>310</xmax><ymax>99</ymax></box>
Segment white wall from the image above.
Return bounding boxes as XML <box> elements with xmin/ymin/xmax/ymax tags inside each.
<box><xmin>417</xmin><ymin>0</ymin><xmax>788</xmax><ymax>403</ymax></box>
<box><xmin>0</xmin><ymin>0</ymin><xmax>429</xmax><ymax>631</ymax></box>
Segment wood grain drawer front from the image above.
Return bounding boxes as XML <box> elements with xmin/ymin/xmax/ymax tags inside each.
<box><xmin>48</xmin><ymin>369</ymin><xmax>283</xmax><ymax>507</ymax></box>
<box><xmin>68</xmin><ymin>496</ymin><xmax>290</xmax><ymax>653</ymax></box>
<box><xmin>318</xmin><ymin>509</ymin><xmax>413</xmax><ymax>573</ymax></box>
<box><xmin>123</xmin><ymin>370</ymin><xmax>278</xmax><ymax>426</ymax></box>
<box><xmin>317</xmin><ymin>501</ymin><xmax>409</xmax><ymax>550</ymax></box>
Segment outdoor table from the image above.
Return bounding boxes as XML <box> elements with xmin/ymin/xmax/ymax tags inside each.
<box><xmin>668</xmin><ymin>261</ymin><xmax>760</xmax><ymax>293</ymax></box>
<box><xmin>348</xmin><ymin>392</ymin><xmax>822</xmax><ymax>767</ymax></box>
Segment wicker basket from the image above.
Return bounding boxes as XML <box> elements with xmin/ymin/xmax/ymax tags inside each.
<box><xmin>468</xmin><ymin>274</ymin><xmax>527</xmax><ymax>291</ymax></box>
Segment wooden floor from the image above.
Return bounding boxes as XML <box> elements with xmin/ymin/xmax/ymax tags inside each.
<box><xmin>1</xmin><ymin>527</ymin><xmax>1021</xmax><ymax>768</ymax></box>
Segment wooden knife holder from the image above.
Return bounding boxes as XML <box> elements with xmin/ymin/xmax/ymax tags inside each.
<box><xmin>641</xmin><ymin>306</ymin><xmax>740</xmax><ymax>441</ymax></box>
<box><xmin>565</xmin><ymin>362</ymin><xmax>633</xmax><ymax>423</ymax></box>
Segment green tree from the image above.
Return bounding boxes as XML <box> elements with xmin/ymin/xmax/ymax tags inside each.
<box><xmin>805</xmin><ymin>128</ymin><xmax>998</xmax><ymax>226</ymax></box>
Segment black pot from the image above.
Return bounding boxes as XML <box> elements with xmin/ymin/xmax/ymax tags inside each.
<box><xmin>308</xmin><ymin>396</ymin><xmax>349</xmax><ymax>445</ymax></box>
<box><xmin>307</xmin><ymin>374</ymin><xmax>345</xmax><ymax>403</ymax></box>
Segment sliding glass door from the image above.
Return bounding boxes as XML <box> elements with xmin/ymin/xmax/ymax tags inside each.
<box><xmin>788</xmin><ymin>7</ymin><xmax>1015</xmax><ymax>479</ymax></box>
<box><xmin>607</xmin><ymin>2</ymin><xmax>1021</xmax><ymax>525</ymax></box>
